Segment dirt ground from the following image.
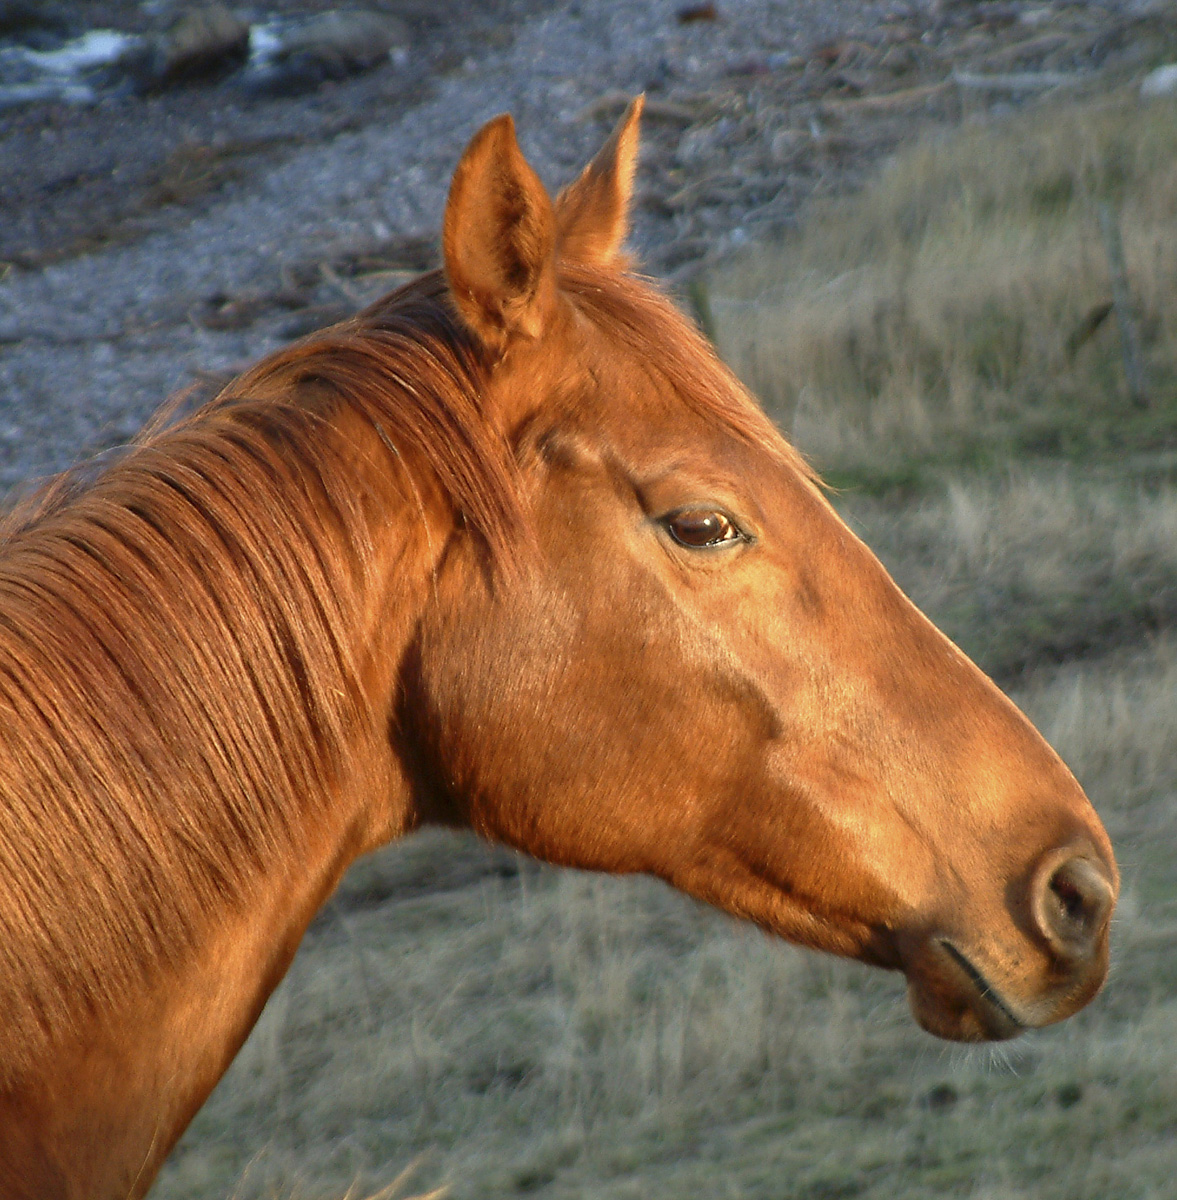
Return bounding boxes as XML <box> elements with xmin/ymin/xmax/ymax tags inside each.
<box><xmin>0</xmin><ymin>0</ymin><xmax>545</xmax><ymax>268</ymax></box>
<box><xmin>6</xmin><ymin>2</ymin><xmax>1170</xmax><ymax>267</ymax></box>
<box><xmin>0</xmin><ymin>0</ymin><xmax>1172</xmax><ymax>477</ymax></box>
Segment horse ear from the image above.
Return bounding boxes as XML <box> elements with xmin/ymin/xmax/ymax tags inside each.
<box><xmin>443</xmin><ymin>113</ymin><xmax>558</xmax><ymax>352</ymax></box>
<box><xmin>555</xmin><ymin>95</ymin><xmax>644</xmax><ymax>268</ymax></box>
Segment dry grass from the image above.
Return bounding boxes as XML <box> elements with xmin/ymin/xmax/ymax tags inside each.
<box><xmin>709</xmin><ymin>89</ymin><xmax>1177</xmax><ymax>488</ymax></box>
<box><xmin>157</xmin><ymin>88</ymin><xmax>1177</xmax><ymax>1198</ymax></box>
<box><xmin>842</xmin><ymin>469</ymin><xmax>1177</xmax><ymax>679</ymax></box>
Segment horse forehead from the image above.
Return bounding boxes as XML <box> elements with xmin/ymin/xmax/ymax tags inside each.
<box><xmin>531</xmin><ymin>331</ymin><xmax>806</xmax><ymax>498</ymax></box>
<box><xmin>565</xmin><ymin>383</ymin><xmax>777</xmax><ymax>479</ymax></box>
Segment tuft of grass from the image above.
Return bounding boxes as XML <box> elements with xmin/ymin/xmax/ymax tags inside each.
<box><xmin>709</xmin><ymin>90</ymin><xmax>1177</xmax><ymax>486</ymax></box>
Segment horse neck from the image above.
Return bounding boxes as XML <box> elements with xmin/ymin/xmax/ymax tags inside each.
<box><xmin>0</xmin><ymin>404</ymin><xmax>446</xmax><ymax>1198</ymax></box>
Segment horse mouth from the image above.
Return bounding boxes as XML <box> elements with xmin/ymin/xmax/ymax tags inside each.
<box><xmin>938</xmin><ymin>941</ymin><xmax>1027</xmax><ymax>1038</ymax></box>
<box><xmin>905</xmin><ymin>939</ymin><xmax>1027</xmax><ymax>1042</ymax></box>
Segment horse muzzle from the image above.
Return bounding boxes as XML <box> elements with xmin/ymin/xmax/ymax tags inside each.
<box><xmin>899</xmin><ymin>844</ymin><xmax>1117</xmax><ymax>1042</ymax></box>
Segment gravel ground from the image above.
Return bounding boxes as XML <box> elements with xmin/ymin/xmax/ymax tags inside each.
<box><xmin>0</xmin><ymin>0</ymin><xmax>1164</xmax><ymax>487</ymax></box>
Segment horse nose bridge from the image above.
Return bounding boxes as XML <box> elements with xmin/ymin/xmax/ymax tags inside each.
<box><xmin>873</xmin><ymin>673</ymin><xmax>1118</xmax><ymax>940</ymax></box>
<box><xmin>884</xmin><ymin>627</ymin><xmax>1106</xmax><ymax>848</ymax></box>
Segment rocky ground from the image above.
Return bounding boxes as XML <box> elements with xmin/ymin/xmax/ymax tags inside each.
<box><xmin>0</xmin><ymin>0</ymin><xmax>1171</xmax><ymax>489</ymax></box>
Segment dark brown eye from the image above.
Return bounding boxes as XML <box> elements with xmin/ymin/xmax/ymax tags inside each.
<box><xmin>665</xmin><ymin>509</ymin><xmax>742</xmax><ymax>548</ymax></box>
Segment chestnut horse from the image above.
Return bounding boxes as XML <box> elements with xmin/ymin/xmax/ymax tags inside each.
<box><xmin>0</xmin><ymin>99</ymin><xmax>1115</xmax><ymax>1198</ymax></box>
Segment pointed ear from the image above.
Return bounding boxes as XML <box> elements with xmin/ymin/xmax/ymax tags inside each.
<box><xmin>443</xmin><ymin>113</ymin><xmax>558</xmax><ymax>353</ymax></box>
<box><xmin>555</xmin><ymin>95</ymin><xmax>644</xmax><ymax>269</ymax></box>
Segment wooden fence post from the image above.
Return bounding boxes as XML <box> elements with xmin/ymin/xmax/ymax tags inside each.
<box><xmin>1097</xmin><ymin>202</ymin><xmax>1149</xmax><ymax>409</ymax></box>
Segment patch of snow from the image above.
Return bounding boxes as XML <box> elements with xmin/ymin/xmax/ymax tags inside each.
<box><xmin>247</xmin><ymin>23</ymin><xmax>285</xmax><ymax>69</ymax></box>
<box><xmin>1141</xmin><ymin>63</ymin><xmax>1177</xmax><ymax>99</ymax></box>
<box><xmin>15</xmin><ymin>30</ymin><xmax>141</xmax><ymax>77</ymax></box>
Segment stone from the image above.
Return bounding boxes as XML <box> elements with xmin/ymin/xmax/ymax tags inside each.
<box><xmin>154</xmin><ymin>4</ymin><xmax>250</xmax><ymax>87</ymax></box>
<box><xmin>243</xmin><ymin>9</ymin><xmax>410</xmax><ymax>96</ymax></box>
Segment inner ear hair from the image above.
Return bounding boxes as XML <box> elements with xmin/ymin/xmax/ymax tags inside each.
<box><xmin>443</xmin><ymin>113</ymin><xmax>559</xmax><ymax>352</ymax></box>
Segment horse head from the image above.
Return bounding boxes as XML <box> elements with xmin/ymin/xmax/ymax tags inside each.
<box><xmin>403</xmin><ymin>97</ymin><xmax>1116</xmax><ymax>1042</ymax></box>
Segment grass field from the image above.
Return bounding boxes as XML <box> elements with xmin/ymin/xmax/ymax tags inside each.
<box><xmin>157</xmin><ymin>87</ymin><xmax>1177</xmax><ymax>1199</ymax></box>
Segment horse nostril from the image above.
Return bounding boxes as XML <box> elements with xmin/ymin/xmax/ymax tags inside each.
<box><xmin>1031</xmin><ymin>853</ymin><xmax>1115</xmax><ymax>963</ymax></box>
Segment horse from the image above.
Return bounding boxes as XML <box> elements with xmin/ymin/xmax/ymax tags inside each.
<box><xmin>0</xmin><ymin>97</ymin><xmax>1116</xmax><ymax>1198</ymax></box>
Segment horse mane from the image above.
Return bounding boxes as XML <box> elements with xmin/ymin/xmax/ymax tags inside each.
<box><xmin>0</xmin><ymin>272</ymin><xmax>525</xmax><ymax>1078</ymax></box>
<box><xmin>0</xmin><ymin>264</ymin><xmax>805</xmax><ymax>1079</ymax></box>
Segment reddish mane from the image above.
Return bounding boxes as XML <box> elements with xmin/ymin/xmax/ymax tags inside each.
<box><xmin>0</xmin><ymin>274</ymin><xmax>485</xmax><ymax>1079</ymax></box>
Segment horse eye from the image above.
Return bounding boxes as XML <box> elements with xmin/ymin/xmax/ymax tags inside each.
<box><xmin>665</xmin><ymin>509</ymin><xmax>742</xmax><ymax>548</ymax></box>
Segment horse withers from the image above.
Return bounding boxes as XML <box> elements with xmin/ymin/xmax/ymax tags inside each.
<box><xmin>0</xmin><ymin>98</ymin><xmax>1116</xmax><ymax>1197</ymax></box>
